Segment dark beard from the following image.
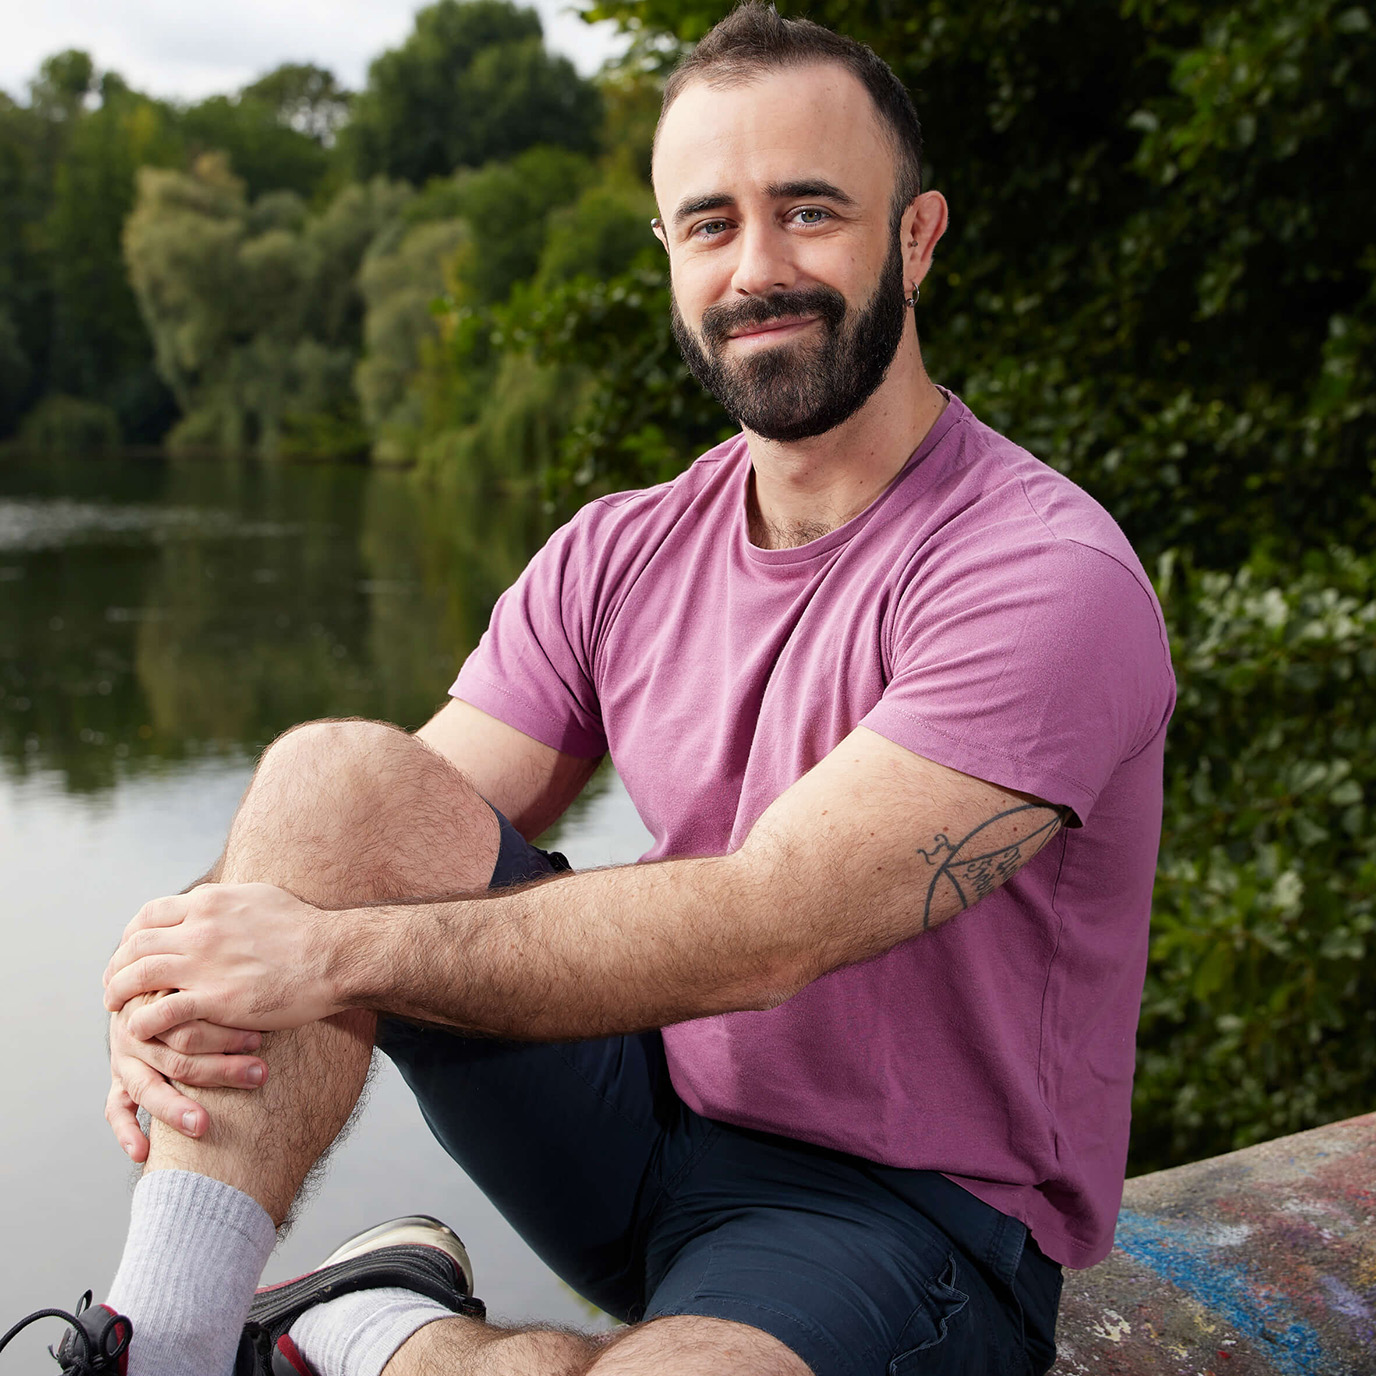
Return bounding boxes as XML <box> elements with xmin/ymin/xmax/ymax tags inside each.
<box><xmin>670</xmin><ymin>238</ymin><xmax>908</xmax><ymax>442</ymax></box>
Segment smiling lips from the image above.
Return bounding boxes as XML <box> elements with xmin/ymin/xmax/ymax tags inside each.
<box><xmin>727</xmin><ymin>315</ymin><xmax>819</xmax><ymax>344</ymax></box>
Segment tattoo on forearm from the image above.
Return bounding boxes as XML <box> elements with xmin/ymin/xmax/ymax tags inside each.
<box><xmin>916</xmin><ymin>804</ymin><xmax>1071</xmax><ymax>930</ymax></box>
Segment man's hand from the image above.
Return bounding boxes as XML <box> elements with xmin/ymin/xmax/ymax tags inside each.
<box><xmin>104</xmin><ymin>882</ymin><xmax>344</xmax><ymax>1040</ymax></box>
<box><xmin>107</xmin><ymin>992</ymin><xmax>267</xmax><ymax>1157</ymax></box>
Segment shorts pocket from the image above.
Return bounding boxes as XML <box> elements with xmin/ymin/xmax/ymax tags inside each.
<box><xmin>888</xmin><ymin>1256</ymin><xmax>970</xmax><ymax>1375</ymax></box>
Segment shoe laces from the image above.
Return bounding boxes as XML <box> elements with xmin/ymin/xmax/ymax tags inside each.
<box><xmin>0</xmin><ymin>1291</ymin><xmax>131</xmax><ymax>1372</ymax></box>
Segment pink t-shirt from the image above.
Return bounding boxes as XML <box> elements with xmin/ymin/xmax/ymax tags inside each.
<box><xmin>453</xmin><ymin>394</ymin><xmax>1175</xmax><ymax>1269</ymax></box>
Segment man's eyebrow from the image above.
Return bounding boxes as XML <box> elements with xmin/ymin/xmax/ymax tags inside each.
<box><xmin>671</xmin><ymin>180</ymin><xmax>858</xmax><ymax>227</ymax></box>
<box><xmin>672</xmin><ymin>193</ymin><xmax>735</xmax><ymax>226</ymax></box>
<box><xmin>765</xmin><ymin>179</ymin><xmax>857</xmax><ymax>206</ymax></box>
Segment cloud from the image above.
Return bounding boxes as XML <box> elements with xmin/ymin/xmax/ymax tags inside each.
<box><xmin>1</xmin><ymin>0</ymin><xmax>628</xmax><ymax>102</ymax></box>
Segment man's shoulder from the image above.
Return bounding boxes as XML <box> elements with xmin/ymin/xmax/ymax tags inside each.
<box><xmin>933</xmin><ymin>397</ymin><xmax>1152</xmax><ymax>589</ymax></box>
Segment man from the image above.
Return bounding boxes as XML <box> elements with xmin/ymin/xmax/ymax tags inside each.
<box><xmin>19</xmin><ymin>6</ymin><xmax>1174</xmax><ymax>1375</ymax></box>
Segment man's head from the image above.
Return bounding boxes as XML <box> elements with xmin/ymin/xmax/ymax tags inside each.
<box><xmin>650</xmin><ymin>4</ymin><xmax>943</xmax><ymax>442</ymax></box>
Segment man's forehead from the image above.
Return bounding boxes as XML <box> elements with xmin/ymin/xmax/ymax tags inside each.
<box><xmin>652</xmin><ymin>63</ymin><xmax>892</xmax><ymax>207</ymax></box>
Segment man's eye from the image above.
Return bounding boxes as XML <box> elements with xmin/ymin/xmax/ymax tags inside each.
<box><xmin>794</xmin><ymin>207</ymin><xmax>831</xmax><ymax>225</ymax></box>
<box><xmin>694</xmin><ymin>219</ymin><xmax>730</xmax><ymax>238</ymax></box>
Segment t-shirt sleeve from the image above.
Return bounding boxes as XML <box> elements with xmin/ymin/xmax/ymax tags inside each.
<box><xmin>861</xmin><ymin>538</ymin><xmax>1174</xmax><ymax>824</ymax></box>
<box><xmin>450</xmin><ymin>512</ymin><xmax>608</xmax><ymax>759</ymax></box>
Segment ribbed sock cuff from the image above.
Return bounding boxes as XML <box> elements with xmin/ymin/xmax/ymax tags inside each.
<box><xmin>289</xmin><ymin>1287</ymin><xmax>454</xmax><ymax>1376</ymax></box>
<box><xmin>107</xmin><ymin>1169</ymin><xmax>278</xmax><ymax>1376</ymax></box>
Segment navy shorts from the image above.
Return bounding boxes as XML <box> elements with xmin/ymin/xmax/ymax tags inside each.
<box><xmin>377</xmin><ymin>809</ymin><xmax>1062</xmax><ymax>1376</ymax></box>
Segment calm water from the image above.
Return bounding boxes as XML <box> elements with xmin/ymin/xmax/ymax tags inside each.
<box><xmin>0</xmin><ymin>453</ymin><xmax>650</xmax><ymax>1358</ymax></box>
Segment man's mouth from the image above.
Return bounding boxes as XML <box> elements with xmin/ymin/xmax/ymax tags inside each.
<box><xmin>725</xmin><ymin>315</ymin><xmax>818</xmax><ymax>344</ymax></box>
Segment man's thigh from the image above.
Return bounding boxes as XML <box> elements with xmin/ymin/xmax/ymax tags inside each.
<box><xmin>640</xmin><ymin>1123</ymin><xmax>1060</xmax><ymax>1376</ymax></box>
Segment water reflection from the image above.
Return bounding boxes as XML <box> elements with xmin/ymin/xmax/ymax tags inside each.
<box><xmin>0</xmin><ymin>452</ymin><xmax>650</xmax><ymax>1358</ymax></box>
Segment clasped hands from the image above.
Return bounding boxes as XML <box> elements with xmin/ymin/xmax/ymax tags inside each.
<box><xmin>102</xmin><ymin>882</ymin><xmax>342</xmax><ymax>1160</ymax></box>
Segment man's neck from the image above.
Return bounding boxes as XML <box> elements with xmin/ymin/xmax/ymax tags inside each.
<box><xmin>744</xmin><ymin>340</ymin><xmax>948</xmax><ymax>551</ymax></box>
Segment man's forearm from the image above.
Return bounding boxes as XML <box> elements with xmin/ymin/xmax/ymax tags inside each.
<box><xmin>336</xmin><ymin>852</ymin><xmax>802</xmax><ymax>1040</ymax></box>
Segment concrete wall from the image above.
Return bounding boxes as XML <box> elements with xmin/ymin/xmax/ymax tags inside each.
<box><xmin>1052</xmin><ymin>1112</ymin><xmax>1376</xmax><ymax>1375</ymax></box>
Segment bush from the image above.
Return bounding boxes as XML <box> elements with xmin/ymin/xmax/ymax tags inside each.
<box><xmin>1133</xmin><ymin>548</ymin><xmax>1376</xmax><ymax>1169</ymax></box>
<box><xmin>17</xmin><ymin>393</ymin><xmax>122</xmax><ymax>452</ymax></box>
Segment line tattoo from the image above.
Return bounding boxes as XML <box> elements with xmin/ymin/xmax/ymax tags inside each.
<box><xmin>915</xmin><ymin>803</ymin><xmax>1072</xmax><ymax>930</ymax></box>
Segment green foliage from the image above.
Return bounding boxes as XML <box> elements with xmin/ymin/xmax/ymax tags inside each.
<box><xmin>240</xmin><ymin>64</ymin><xmax>352</xmax><ymax>147</ymax></box>
<box><xmin>534</xmin><ymin>176</ymin><xmax>657</xmax><ymax>290</ymax></box>
<box><xmin>16</xmin><ymin>393</ymin><xmax>122</xmax><ymax>451</ymax></box>
<box><xmin>1135</xmin><ymin>548</ymin><xmax>1376</xmax><ymax>1169</ymax></box>
<box><xmin>446</xmin><ymin>146</ymin><xmax>598</xmax><ymax>306</ymax></box>
<box><xmin>0</xmin><ymin>48</ymin><xmax>349</xmax><ymax>446</ymax></box>
<box><xmin>27</xmin><ymin>50</ymin><xmax>97</xmax><ymax>122</ymax></box>
<box><xmin>417</xmin><ymin>350</ymin><xmax>590</xmax><ymax>489</ymax></box>
<box><xmin>356</xmin><ymin>217</ymin><xmax>470</xmax><ymax>464</ymax></box>
<box><xmin>123</xmin><ymin>156</ymin><xmax>405</xmax><ymax>458</ymax></box>
<box><xmin>42</xmin><ymin>82</ymin><xmax>181</xmax><ymax>441</ymax></box>
<box><xmin>343</xmin><ymin>0</ymin><xmax>602</xmax><ymax>185</ymax></box>
<box><xmin>178</xmin><ymin>92</ymin><xmax>332</xmax><ymax>201</ymax></box>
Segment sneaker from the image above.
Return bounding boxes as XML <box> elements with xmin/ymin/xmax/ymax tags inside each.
<box><xmin>0</xmin><ymin>1292</ymin><xmax>132</xmax><ymax>1373</ymax></box>
<box><xmin>238</xmin><ymin>1216</ymin><xmax>485</xmax><ymax>1376</ymax></box>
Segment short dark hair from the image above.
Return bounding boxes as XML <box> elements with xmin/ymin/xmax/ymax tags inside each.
<box><xmin>657</xmin><ymin>2</ymin><xmax>924</xmax><ymax>218</ymax></box>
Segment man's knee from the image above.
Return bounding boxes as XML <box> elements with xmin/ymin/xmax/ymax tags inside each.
<box><xmin>257</xmin><ymin>717</ymin><xmax>417</xmax><ymax>789</ymax></box>
<box><xmin>233</xmin><ymin>716</ymin><xmax>498</xmax><ymax>894</ymax></box>
<box><xmin>250</xmin><ymin>718</ymin><xmax>481</xmax><ymax>818</ymax></box>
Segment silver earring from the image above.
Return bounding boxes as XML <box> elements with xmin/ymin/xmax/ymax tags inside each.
<box><xmin>909</xmin><ymin>284</ymin><xmax>920</xmax><ymax>309</ymax></box>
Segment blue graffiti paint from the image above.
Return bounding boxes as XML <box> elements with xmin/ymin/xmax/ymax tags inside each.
<box><xmin>1114</xmin><ymin>1210</ymin><xmax>1328</xmax><ymax>1375</ymax></box>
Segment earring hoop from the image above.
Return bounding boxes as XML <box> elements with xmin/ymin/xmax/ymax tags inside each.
<box><xmin>908</xmin><ymin>284</ymin><xmax>920</xmax><ymax>309</ymax></box>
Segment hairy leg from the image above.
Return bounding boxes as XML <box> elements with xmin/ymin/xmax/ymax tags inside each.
<box><xmin>144</xmin><ymin>719</ymin><xmax>501</xmax><ymax>1225</ymax></box>
<box><xmin>386</xmin><ymin>1314</ymin><xmax>810</xmax><ymax>1376</ymax></box>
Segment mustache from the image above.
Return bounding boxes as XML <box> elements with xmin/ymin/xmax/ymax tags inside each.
<box><xmin>699</xmin><ymin>286</ymin><xmax>848</xmax><ymax>348</ymax></box>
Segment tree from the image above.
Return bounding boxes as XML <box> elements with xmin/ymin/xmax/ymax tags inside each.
<box><xmin>356</xmin><ymin>217</ymin><xmax>470</xmax><ymax>464</ymax></box>
<box><xmin>343</xmin><ymin>0</ymin><xmax>602</xmax><ymax>185</ymax></box>
<box><xmin>178</xmin><ymin>92</ymin><xmax>332</xmax><ymax>201</ymax></box>
<box><xmin>124</xmin><ymin>156</ymin><xmax>407</xmax><ymax>457</ymax></box>
<box><xmin>42</xmin><ymin>79</ymin><xmax>181</xmax><ymax>440</ymax></box>
<box><xmin>240</xmin><ymin>63</ymin><xmax>352</xmax><ymax>146</ymax></box>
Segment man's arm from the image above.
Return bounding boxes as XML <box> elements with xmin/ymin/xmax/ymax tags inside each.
<box><xmin>415</xmin><ymin>698</ymin><xmax>602</xmax><ymax>839</ymax></box>
<box><xmin>106</xmin><ymin>726</ymin><xmax>1069</xmax><ymax>1042</ymax></box>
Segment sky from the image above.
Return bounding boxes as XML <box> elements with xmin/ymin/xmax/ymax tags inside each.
<box><xmin>1</xmin><ymin>0</ymin><xmax>630</xmax><ymax>103</ymax></box>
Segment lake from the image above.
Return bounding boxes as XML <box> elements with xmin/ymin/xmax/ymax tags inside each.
<box><xmin>0</xmin><ymin>453</ymin><xmax>651</xmax><ymax>1361</ymax></box>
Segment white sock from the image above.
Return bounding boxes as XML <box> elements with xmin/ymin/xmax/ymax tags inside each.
<box><xmin>106</xmin><ymin>1169</ymin><xmax>278</xmax><ymax>1376</ymax></box>
<box><xmin>288</xmin><ymin>1288</ymin><xmax>453</xmax><ymax>1376</ymax></box>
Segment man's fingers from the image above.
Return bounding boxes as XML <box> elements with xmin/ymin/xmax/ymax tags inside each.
<box><xmin>160</xmin><ymin>1020</ymin><xmax>261</xmax><ymax>1056</ymax></box>
<box><xmin>125</xmin><ymin>990</ymin><xmax>207</xmax><ymax>1040</ymax></box>
<box><xmin>118</xmin><ymin>894</ymin><xmax>191</xmax><ymax>944</ymax></box>
<box><xmin>105</xmin><ymin>954</ymin><xmax>188</xmax><ymax>1012</ymax></box>
<box><xmin>130</xmin><ymin>1033</ymin><xmax>267</xmax><ymax>1091</ymax></box>
<box><xmin>113</xmin><ymin>1051</ymin><xmax>208</xmax><ymax>1140</ymax></box>
<box><xmin>104</xmin><ymin>1085</ymin><xmax>148</xmax><ymax>1162</ymax></box>
<box><xmin>104</xmin><ymin>920</ymin><xmax>183</xmax><ymax>990</ymax></box>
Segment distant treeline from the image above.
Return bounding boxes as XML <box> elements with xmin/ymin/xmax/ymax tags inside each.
<box><xmin>2</xmin><ymin>0</ymin><xmax>1374</xmax><ymax>1171</ymax></box>
<box><xmin>0</xmin><ymin>0</ymin><xmax>649</xmax><ymax>472</ymax></box>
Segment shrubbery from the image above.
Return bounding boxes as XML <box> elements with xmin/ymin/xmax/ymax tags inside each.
<box><xmin>1136</xmin><ymin>549</ymin><xmax>1376</xmax><ymax>1168</ymax></box>
<box><xmin>17</xmin><ymin>394</ymin><xmax>122</xmax><ymax>452</ymax></box>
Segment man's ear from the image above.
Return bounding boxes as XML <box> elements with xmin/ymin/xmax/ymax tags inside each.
<box><xmin>902</xmin><ymin>191</ymin><xmax>949</xmax><ymax>292</ymax></box>
<box><xmin>651</xmin><ymin>217</ymin><xmax>669</xmax><ymax>255</ymax></box>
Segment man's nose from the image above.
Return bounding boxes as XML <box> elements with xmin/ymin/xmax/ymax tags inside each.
<box><xmin>729</xmin><ymin>220</ymin><xmax>798</xmax><ymax>297</ymax></box>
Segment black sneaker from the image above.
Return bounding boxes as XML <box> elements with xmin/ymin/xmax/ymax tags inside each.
<box><xmin>0</xmin><ymin>1292</ymin><xmax>132</xmax><ymax>1373</ymax></box>
<box><xmin>238</xmin><ymin>1216</ymin><xmax>485</xmax><ymax>1376</ymax></box>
